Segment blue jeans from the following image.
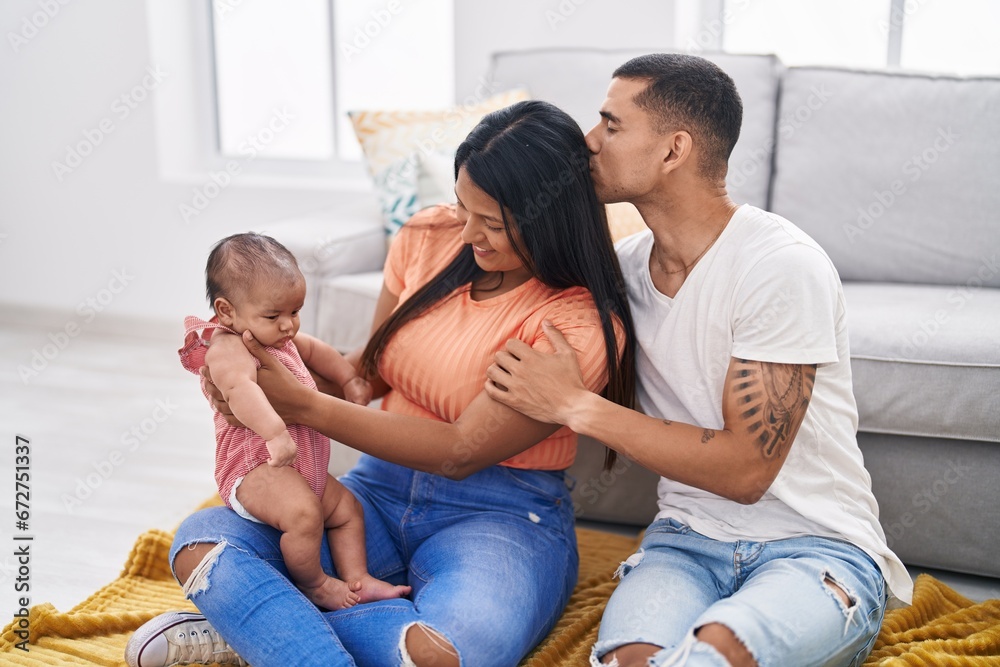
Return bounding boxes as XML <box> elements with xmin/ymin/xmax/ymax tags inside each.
<box><xmin>170</xmin><ymin>454</ymin><xmax>578</xmax><ymax>667</ymax></box>
<box><xmin>595</xmin><ymin>518</ymin><xmax>887</xmax><ymax>667</ymax></box>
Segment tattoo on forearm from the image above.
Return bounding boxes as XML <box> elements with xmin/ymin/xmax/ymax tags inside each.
<box><xmin>731</xmin><ymin>359</ymin><xmax>816</xmax><ymax>460</ymax></box>
<box><xmin>701</xmin><ymin>429</ymin><xmax>715</xmax><ymax>443</ymax></box>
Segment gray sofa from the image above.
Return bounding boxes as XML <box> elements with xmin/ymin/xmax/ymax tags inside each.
<box><xmin>268</xmin><ymin>49</ymin><xmax>1000</xmax><ymax>586</ymax></box>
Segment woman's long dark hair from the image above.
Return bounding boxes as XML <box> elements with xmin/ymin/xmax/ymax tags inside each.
<box><xmin>361</xmin><ymin>100</ymin><xmax>636</xmax><ymax>469</ymax></box>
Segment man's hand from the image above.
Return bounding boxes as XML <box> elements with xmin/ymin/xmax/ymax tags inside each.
<box><xmin>484</xmin><ymin>321</ymin><xmax>589</xmax><ymax>425</ymax></box>
<box><xmin>199</xmin><ymin>366</ymin><xmax>245</xmax><ymax>427</ymax></box>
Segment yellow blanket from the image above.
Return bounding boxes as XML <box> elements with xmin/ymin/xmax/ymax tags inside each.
<box><xmin>2</xmin><ymin>522</ymin><xmax>999</xmax><ymax>666</ymax></box>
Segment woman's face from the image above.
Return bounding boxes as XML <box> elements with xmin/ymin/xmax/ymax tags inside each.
<box><xmin>455</xmin><ymin>167</ymin><xmax>533</xmax><ymax>284</ymax></box>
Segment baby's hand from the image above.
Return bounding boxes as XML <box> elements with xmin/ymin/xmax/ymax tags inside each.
<box><xmin>343</xmin><ymin>376</ymin><xmax>372</xmax><ymax>406</ymax></box>
<box><xmin>266</xmin><ymin>431</ymin><xmax>297</xmax><ymax>467</ymax></box>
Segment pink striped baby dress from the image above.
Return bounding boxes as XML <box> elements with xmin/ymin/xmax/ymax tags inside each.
<box><xmin>179</xmin><ymin>315</ymin><xmax>330</xmax><ymax>509</ymax></box>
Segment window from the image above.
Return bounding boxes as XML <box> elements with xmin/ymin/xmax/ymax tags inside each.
<box><xmin>332</xmin><ymin>0</ymin><xmax>454</xmax><ymax>160</ymax></box>
<box><xmin>720</xmin><ymin>0</ymin><xmax>1000</xmax><ymax>75</ymax></box>
<box><xmin>212</xmin><ymin>0</ymin><xmax>335</xmax><ymax>160</ymax></box>
<box><xmin>210</xmin><ymin>0</ymin><xmax>454</xmax><ymax>163</ymax></box>
<box><xmin>899</xmin><ymin>1</ymin><xmax>1000</xmax><ymax>75</ymax></box>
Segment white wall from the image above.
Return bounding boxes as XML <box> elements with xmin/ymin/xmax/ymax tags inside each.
<box><xmin>454</xmin><ymin>0</ymin><xmax>677</xmax><ymax>99</ymax></box>
<box><xmin>0</xmin><ymin>0</ymin><xmax>374</xmax><ymax>336</ymax></box>
<box><xmin>0</xmin><ymin>0</ymin><xmax>679</xmax><ymax>337</ymax></box>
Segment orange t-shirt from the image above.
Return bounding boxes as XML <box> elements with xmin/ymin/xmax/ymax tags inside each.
<box><xmin>379</xmin><ymin>205</ymin><xmax>618</xmax><ymax>470</ymax></box>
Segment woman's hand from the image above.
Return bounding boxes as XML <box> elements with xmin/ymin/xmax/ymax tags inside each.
<box><xmin>241</xmin><ymin>331</ymin><xmax>313</xmax><ymax>424</ymax></box>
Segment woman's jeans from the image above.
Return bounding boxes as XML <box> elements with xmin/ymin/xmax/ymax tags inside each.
<box><xmin>170</xmin><ymin>454</ymin><xmax>578</xmax><ymax>667</ymax></box>
<box><xmin>594</xmin><ymin>518</ymin><xmax>887</xmax><ymax>667</ymax></box>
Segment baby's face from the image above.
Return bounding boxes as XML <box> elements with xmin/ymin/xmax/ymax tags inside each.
<box><xmin>227</xmin><ymin>278</ymin><xmax>306</xmax><ymax>348</ymax></box>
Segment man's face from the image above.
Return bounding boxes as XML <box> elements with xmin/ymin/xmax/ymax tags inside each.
<box><xmin>585</xmin><ymin>77</ymin><xmax>668</xmax><ymax>204</ymax></box>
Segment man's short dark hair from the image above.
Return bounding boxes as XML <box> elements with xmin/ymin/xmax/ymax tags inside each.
<box><xmin>613</xmin><ymin>53</ymin><xmax>743</xmax><ymax>180</ymax></box>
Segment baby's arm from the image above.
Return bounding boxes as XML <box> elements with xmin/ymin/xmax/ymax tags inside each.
<box><xmin>205</xmin><ymin>333</ymin><xmax>296</xmax><ymax>466</ymax></box>
<box><xmin>294</xmin><ymin>332</ymin><xmax>372</xmax><ymax>405</ymax></box>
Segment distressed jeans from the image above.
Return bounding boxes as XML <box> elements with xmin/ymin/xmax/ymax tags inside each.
<box><xmin>594</xmin><ymin>518</ymin><xmax>887</xmax><ymax>667</ymax></box>
<box><xmin>170</xmin><ymin>454</ymin><xmax>578</xmax><ymax>667</ymax></box>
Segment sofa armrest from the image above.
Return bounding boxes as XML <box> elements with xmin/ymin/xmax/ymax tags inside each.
<box><xmin>263</xmin><ymin>209</ymin><xmax>386</xmax><ymax>336</ymax></box>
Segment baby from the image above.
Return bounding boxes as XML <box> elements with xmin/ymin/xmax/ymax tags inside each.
<box><xmin>179</xmin><ymin>232</ymin><xmax>410</xmax><ymax>610</ymax></box>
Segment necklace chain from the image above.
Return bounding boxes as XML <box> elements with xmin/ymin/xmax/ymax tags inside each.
<box><xmin>653</xmin><ymin>223</ymin><xmax>727</xmax><ymax>276</ymax></box>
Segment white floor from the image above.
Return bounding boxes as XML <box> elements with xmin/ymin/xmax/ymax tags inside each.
<box><xmin>0</xmin><ymin>313</ymin><xmax>369</xmax><ymax>627</ymax></box>
<box><xmin>1</xmin><ymin>316</ymin><xmax>996</xmax><ymax>629</ymax></box>
<box><xmin>0</xmin><ymin>316</ymin><xmax>222</xmax><ymax>623</ymax></box>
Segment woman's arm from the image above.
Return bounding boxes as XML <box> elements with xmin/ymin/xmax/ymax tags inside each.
<box><xmin>204</xmin><ymin>283</ymin><xmax>400</xmax><ymax>420</ymax></box>
<box><xmin>241</xmin><ymin>329</ymin><xmax>562</xmax><ymax>480</ymax></box>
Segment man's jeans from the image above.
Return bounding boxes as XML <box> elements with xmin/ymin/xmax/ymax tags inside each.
<box><xmin>594</xmin><ymin>518</ymin><xmax>886</xmax><ymax>667</ymax></box>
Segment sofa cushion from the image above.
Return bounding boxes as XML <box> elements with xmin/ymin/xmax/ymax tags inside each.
<box><xmin>771</xmin><ymin>67</ymin><xmax>1000</xmax><ymax>286</ymax></box>
<box><xmin>348</xmin><ymin>89</ymin><xmax>530</xmax><ymax>238</ymax></box>
<box><xmin>859</xmin><ymin>431</ymin><xmax>1000</xmax><ymax>578</ymax></box>
<box><xmin>567</xmin><ymin>437</ymin><xmax>659</xmax><ymax>526</ymax></box>
<box><xmin>316</xmin><ymin>270</ymin><xmax>384</xmax><ymax>351</ymax></box>
<box><xmin>263</xmin><ymin>215</ymin><xmax>385</xmax><ymax>337</ymax></box>
<box><xmin>489</xmin><ymin>49</ymin><xmax>782</xmax><ymax>210</ymax></box>
<box><xmin>844</xmin><ymin>282</ymin><xmax>1000</xmax><ymax>443</ymax></box>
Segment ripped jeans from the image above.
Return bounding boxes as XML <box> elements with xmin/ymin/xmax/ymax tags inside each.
<box><xmin>170</xmin><ymin>454</ymin><xmax>578</xmax><ymax>667</ymax></box>
<box><xmin>594</xmin><ymin>518</ymin><xmax>886</xmax><ymax>667</ymax></box>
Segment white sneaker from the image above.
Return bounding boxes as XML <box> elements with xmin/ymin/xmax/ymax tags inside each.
<box><xmin>125</xmin><ymin>611</ymin><xmax>248</xmax><ymax>667</ymax></box>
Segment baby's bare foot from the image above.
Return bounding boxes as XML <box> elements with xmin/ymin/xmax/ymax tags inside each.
<box><xmin>351</xmin><ymin>574</ymin><xmax>412</xmax><ymax>604</ymax></box>
<box><xmin>300</xmin><ymin>576</ymin><xmax>361</xmax><ymax>610</ymax></box>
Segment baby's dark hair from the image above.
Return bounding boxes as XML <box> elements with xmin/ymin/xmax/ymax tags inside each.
<box><xmin>205</xmin><ymin>233</ymin><xmax>302</xmax><ymax>310</ymax></box>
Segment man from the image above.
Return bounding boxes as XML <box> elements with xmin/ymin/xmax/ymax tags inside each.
<box><xmin>484</xmin><ymin>54</ymin><xmax>911</xmax><ymax>667</ymax></box>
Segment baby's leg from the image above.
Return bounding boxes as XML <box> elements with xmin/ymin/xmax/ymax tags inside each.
<box><xmin>320</xmin><ymin>474</ymin><xmax>411</xmax><ymax>604</ymax></box>
<box><xmin>236</xmin><ymin>465</ymin><xmax>360</xmax><ymax>610</ymax></box>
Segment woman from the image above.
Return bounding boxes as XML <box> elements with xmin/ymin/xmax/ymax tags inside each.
<box><xmin>126</xmin><ymin>100</ymin><xmax>636</xmax><ymax>667</ymax></box>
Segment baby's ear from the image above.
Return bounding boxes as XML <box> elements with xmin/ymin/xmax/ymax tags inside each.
<box><xmin>214</xmin><ymin>297</ymin><xmax>235</xmax><ymax>325</ymax></box>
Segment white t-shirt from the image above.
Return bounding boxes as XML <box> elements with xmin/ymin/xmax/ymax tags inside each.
<box><xmin>616</xmin><ymin>204</ymin><xmax>912</xmax><ymax>603</ymax></box>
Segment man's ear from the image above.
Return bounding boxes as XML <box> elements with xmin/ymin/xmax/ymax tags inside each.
<box><xmin>214</xmin><ymin>297</ymin><xmax>236</xmax><ymax>326</ymax></box>
<box><xmin>660</xmin><ymin>130</ymin><xmax>694</xmax><ymax>175</ymax></box>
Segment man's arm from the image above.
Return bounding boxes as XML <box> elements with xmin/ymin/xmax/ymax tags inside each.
<box><xmin>485</xmin><ymin>322</ymin><xmax>816</xmax><ymax>504</ymax></box>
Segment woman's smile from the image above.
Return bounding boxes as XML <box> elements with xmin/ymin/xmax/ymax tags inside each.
<box><xmin>471</xmin><ymin>244</ymin><xmax>495</xmax><ymax>257</ymax></box>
